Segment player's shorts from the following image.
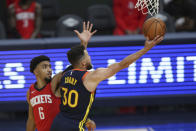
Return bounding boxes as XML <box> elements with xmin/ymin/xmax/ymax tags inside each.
<box><xmin>50</xmin><ymin>112</ymin><xmax>85</xmax><ymax>131</ymax></box>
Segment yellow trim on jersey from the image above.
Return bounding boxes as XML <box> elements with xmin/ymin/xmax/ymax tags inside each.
<box><xmin>79</xmin><ymin>93</ymin><xmax>94</xmax><ymax>131</ymax></box>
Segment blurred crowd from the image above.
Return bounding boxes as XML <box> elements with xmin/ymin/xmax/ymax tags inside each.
<box><xmin>0</xmin><ymin>0</ymin><xmax>196</xmax><ymax>40</ymax></box>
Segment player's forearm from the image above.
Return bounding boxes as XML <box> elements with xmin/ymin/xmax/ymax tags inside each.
<box><xmin>26</xmin><ymin>119</ymin><xmax>36</xmax><ymax>131</ymax></box>
<box><xmin>119</xmin><ymin>47</ymin><xmax>150</xmax><ymax>69</ymax></box>
<box><xmin>31</xmin><ymin>28</ymin><xmax>40</xmax><ymax>38</ymax></box>
<box><xmin>31</xmin><ymin>32</ymin><xmax>38</xmax><ymax>38</ymax></box>
<box><xmin>81</xmin><ymin>42</ymin><xmax>88</xmax><ymax>49</ymax></box>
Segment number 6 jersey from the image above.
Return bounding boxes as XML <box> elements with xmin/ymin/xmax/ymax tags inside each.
<box><xmin>29</xmin><ymin>82</ymin><xmax>61</xmax><ymax>131</ymax></box>
<box><xmin>59</xmin><ymin>69</ymin><xmax>95</xmax><ymax>129</ymax></box>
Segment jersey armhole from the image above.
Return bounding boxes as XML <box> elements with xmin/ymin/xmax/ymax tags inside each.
<box><xmin>82</xmin><ymin>71</ymin><xmax>95</xmax><ymax>93</ymax></box>
<box><xmin>82</xmin><ymin>71</ymin><xmax>89</xmax><ymax>81</ymax></box>
<box><xmin>28</xmin><ymin>85</ymin><xmax>32</xmax><ymax>104</ymax></box>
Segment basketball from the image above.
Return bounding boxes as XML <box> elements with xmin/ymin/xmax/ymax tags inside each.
<box><xmin>143</xmin><ymin>17</ymin><xmax>166</xmax><ymax>40</ymax></box>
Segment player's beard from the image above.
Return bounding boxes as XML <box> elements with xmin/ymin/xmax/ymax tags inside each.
<box><xmin>44</xmin><ymin>77</ymin><xmax>51</xmax><ymax>83</ymax></box>
<box><xmin>86</xmin><ymin>63</ymin><xmax>93</xmax><ymax>70</ymax></box>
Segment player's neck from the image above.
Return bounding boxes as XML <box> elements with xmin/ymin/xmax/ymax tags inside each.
<box><xmin>19</xmin><ymin>0</ymin><xmax>32</xmax><ymax>9</ymax></box>
<box><xmin>73</xmin><ymin>66</ymin><xmax>86</xmax><ymax>71</ymax></box>
<box><xmin>36</xmin><ymin>78</ymin><xmax>47</xmax><ymax>89</ymax></box>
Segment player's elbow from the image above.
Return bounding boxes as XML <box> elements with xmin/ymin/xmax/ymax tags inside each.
<box><xmin>119</xmin><ymin>62</ymin><xmax>129</xmax><ymax>69</ymax></box>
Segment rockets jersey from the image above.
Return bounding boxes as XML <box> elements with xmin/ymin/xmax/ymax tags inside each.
<box><xmin>59</xmin><ymin>69</ymin><xmax>95</xmax><ymax>129</ymax></box>
<box><xmin>29</xmin><ymin>82</ymin><xmax>60</xmax><ymax>131</ymax></box>
<box><xmin>14</xmin><ymin>1</ymin><xmax>36</xmax><ymax>39</ymax></box>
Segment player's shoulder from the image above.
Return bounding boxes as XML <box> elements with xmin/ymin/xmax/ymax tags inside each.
<box><xmin>88</xmin><ymin>68</ymin><xmax>108</xmax><ymax>74</ymax></box>
<box><xmin>85</xmin><ymin>68</ymin><xmax>107</xmax><ymax>80</ymax></box>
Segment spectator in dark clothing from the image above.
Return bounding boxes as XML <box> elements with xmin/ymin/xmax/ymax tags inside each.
<box><xmin>164</xmin><ymin>0</ymin><xmax>196</xmax><ymax>32</ymax></box>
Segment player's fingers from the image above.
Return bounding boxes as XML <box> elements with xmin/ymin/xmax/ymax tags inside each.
<box><xmin>87</xmin><ymin>21</ymin><xmax>90</xmax><ymax>31</ymax></box>
<box><xmin>155</xmin><ymin>35</ymin><xmax>161</xmax><ymax>41</ymax></box>
<box><xmin>83</xmin><ymin>21</ymin><xmax>86</xmax><ymax>31</ymax></box>
<box><xmin>89</xmin><ymin>23</ymin><xmax>93</xmax><ymax>32</ymax></box>
<box><xmin>156</xmin><ymin>36</ymin><xmax>164</xmax><ymax>43</ymax></box>
<box><xmin>153</xmin><ymin>36</ymin><xmax>163</xmax><ymax>45</ymax></box>
<box><xmin>91</xmin><ymin>30</ymin><xmax>97</xmax><ymax>35</ymax></box>
<box><xmin>74</xmin><ymin>30</ymin><xmax>80</xmax><ymax>36</ymax></box>
<box><xmin>146</xmin><ymin>36</ymin><xmax>150</xmax><ymax>41</ymax></box>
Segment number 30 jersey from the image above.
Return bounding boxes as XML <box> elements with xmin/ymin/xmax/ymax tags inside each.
<box><xmin>29</xmin><ymin>82</ymin><xmax>60</xmax><ymax>131</ymax></box>
<box><xmin>59</xmin><ymin>69</ymin><xmax>95</xmax><ymax>126</ymax></box>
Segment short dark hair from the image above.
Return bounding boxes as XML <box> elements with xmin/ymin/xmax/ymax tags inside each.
<box><xmin>67</xmin><ymin>45</ymin><xmax>85</xmax><ymax>66</ymax></box>
<box><xmin>30</xmin><ymin>55</ymin><xmax>50</xmax><ymax>73</ymax></box>
<box><xmin>63</xmin><ymin>65</ymin><xmax>73</xmax><ymax>74</ymax></box>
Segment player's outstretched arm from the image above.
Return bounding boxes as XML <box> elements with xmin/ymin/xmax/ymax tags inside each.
<box><xmin>74</xmin><ymin>21</ymin><xmax>97</xmax><ymax>49</ymax></box>
<box><xmin>26</xmin><ymin>90</ymin><xmax>36</xmax><ymax>131</ymax></box>
<box><xmin>85</xmin><ymin>36</ymin><xmax>163</xmax><ymax>92</ymax></box>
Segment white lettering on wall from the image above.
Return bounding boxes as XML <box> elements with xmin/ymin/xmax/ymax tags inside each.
<box><xmin>139</xmin><ymin>57</ymin><xmax>174</xmax><ymax>83</ymax></box>
<box><xmin>177</xmin><ymin>57</ymin><xmax>184</xmax><ymax>82</ymax></box>
<box><xmin>55</xmin><ymin>61</ymin><xmax>63</xmax><ymax>74</ymax></box>
<box><xmin>107</xmin><ymin>59</ymin><xmax>126</xmax><ymax>84</ymax></box>
<box><xmin>3</xmin><ymin>63</ymin><xmax>25</xmax><ymax>89</ymax></box>
<box><xmin>128</xmin><ymin>63</ymin><xmax>136</xmax><ymax>84</ymax></box>
<box><xmin>186</xmin><ymin>56</ymin><xmax>196</xmax><ymax>81</ymax></box>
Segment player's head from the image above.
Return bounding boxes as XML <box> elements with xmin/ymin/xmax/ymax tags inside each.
<box><xmin>30</xmin><ymin>55</ymin><xmax>52</xmax><ymax>82</ymax></box>
<box><xmin>67</xmin><ymin>45</ymin><xmax>92</xmax><ymax>70</ymax></box>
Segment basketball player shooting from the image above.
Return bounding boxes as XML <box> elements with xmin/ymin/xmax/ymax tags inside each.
<box><xmin>26</xmin><ymin>22</ymin><xmax>97</xmax><ymax>131</ymax></box>
<box><xmin>50</xmin><ymin>28</ymin><xmax>163</xmax><ymax>130</ymax></box>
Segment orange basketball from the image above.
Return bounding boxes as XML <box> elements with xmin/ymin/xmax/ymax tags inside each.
<box><xmin>143</xmin><ymin>17</ymin><xmax>166</xmax><ymax>40</ymax></box>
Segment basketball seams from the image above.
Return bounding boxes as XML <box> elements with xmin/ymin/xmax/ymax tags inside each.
<box><xmin>157</xmin><ymin>20</ymin><xmax>166</xmax><ymax>36</ymax></box>
<box><xmin>145</xmin><ymin>19</ymin><xmax>156</xmax><ymax>38</ymax></box>
<box><xmin>154</xmin><ymin>20</ymin><xmax>158</xmax><ymax>39</ymax></box>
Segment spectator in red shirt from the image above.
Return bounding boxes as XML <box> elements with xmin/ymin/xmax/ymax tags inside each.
<box><xmin>8</xmin><ymin>0</ymin><xmax>41</xmax><ymax>39</ymax></box>
<box><xmin>113</xmin><ymin>0</ymin><xmax>147</xmax><ymax>35</ymax></box>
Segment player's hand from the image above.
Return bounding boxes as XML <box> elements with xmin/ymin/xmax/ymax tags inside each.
<box><xmin>144</xmin><ymin>35</ymin><xmax>163</xmax><ymax>50</ymax></box>
<box><xmin>85</xmin><ymin>119</ymin><xmax>96</xmax><ymax>131</ymax></box>
<box><xmin>74</xmin><ymin>21</ymin><xmax>97</xmax><ymax>49</ymax></box>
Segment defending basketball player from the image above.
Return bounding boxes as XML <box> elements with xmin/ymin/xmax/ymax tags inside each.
<box><xmin>50</xmin><ymin>34</ymin><xmax>163</xmax><ymax>130</ymax></box>
<box><xmin>26</xmin><ymin>22</ymin><xmax>97</xmax><ymax>131</ymax></box>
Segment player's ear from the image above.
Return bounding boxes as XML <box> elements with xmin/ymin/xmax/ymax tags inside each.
<box><xmin>33</xmin><ymin>68</ymin><xmax>39</xmax><ymax>76</ymax></box>
<box><xmin>81</xmin><ymin>60</ymin><xmax>86</xmax><ymax>67</ymax></box>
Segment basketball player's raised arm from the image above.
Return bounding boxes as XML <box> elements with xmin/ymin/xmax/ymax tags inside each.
<box><xmin>51</xmin><ymin>72</ymin><xmax>63</xmax><ymax>97</ymax></box>
<box><xmin>74</xmin><ymin>21</ymin><xmax>97</xmax><ymax>49</ymax></box>
<box><xmin>86</xmin><ymin>36</ymin><xmax>163</xmax><ymax>92</ymax></box>
<box><xmin>31</xmin><ymin>3</ymin><xmax>42</xmax><ymax>39</ymax></box>
<box><xmin>26</xmin><ymin>90</ymin><xmax>36</xmax><ymax>131</ymax></box>
<box><xmin>51</xmin><ymin>22</ymin><xmax>97</xmax><ymax>95</ymax></box>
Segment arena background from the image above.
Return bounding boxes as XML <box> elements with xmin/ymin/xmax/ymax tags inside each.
<box><xmin>0</xmin><ymin>0</ymin><xmax>196</xmax><ymax>131</ymax></box>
